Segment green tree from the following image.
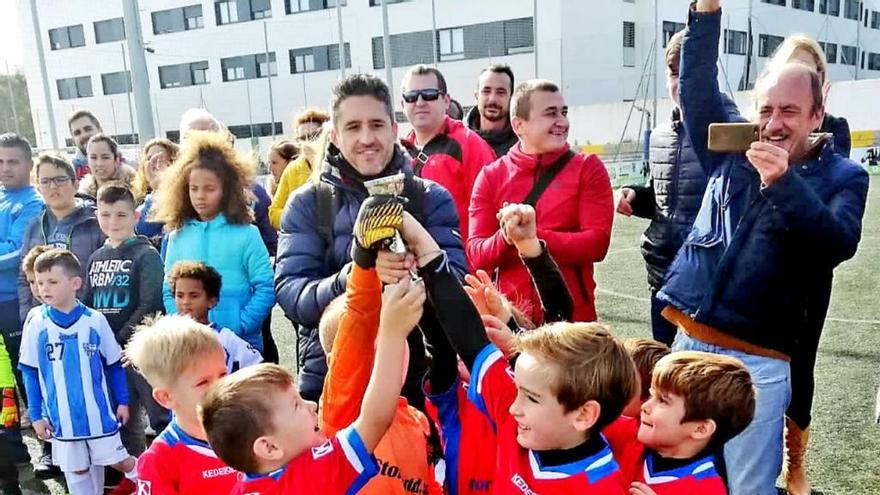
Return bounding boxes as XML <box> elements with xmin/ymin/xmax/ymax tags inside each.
<box><xmin>0</xmin><ymin>72</ymin><xmax>36</xmax><ymax>144</ymax></box>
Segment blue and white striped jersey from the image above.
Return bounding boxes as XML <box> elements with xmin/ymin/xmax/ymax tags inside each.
<box><xmin>19</xmin><ymin>304</ymin><xmax>124</xmax><ymax>441</ymax></box>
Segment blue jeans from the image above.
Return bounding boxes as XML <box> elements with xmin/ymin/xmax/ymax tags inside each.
<box><xmin>673</xmin><ymin>332</ymin><xmax>791</xmax><ymax>495</ymax></box>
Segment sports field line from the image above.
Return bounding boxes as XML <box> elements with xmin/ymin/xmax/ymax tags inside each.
<box><xmin>596</xmin><ymin>288</ymin><xmax>880</xmax><ymax>325</ymax></box>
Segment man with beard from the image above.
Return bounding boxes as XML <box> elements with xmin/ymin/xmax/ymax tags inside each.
<box><xmin>400</xmin><ymin>65</ymin><xmax>495</xmax><ymax>249</ymax></box>
<box><xmin>468</xmin><ymin>79</ymin><xmax>614</xmax><ymax>325</ymax></box>
<box><xmin>466</xmin><ymin>64</ymin><xmax>519</xmax><ymax>157</ymax></box>
<box><xmin>275</xmin><ymin>73</ymin><xmax>465</xmax><ymax>404</ymax></box>
<box><xmin>67</xmin><ymin>110</ymin><xmax>103</xmax><ymax>180</ymax></box>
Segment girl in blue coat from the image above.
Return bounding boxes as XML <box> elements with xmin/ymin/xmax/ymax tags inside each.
<box><xmin>153</xmin><ymin>131</ymin><xmax>274</xmax><ymax>352</ymax></box>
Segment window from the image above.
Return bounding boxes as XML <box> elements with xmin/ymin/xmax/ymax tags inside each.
<box><xmin>439</xmin><ymin>28</ymin><xmax>465</xmax><ymax>61</ymax></box>
<box><xmin>94</xmin><ymin>18</ymin><xmax>125</xmax><ymax>43</ymax></box>
<box><xmin>869</xmin><ymin>53</ymin><xmax>880</xmax><ymax>70</ymax></box>
<box><xmin>841</xmin><ymin>45</ymin><xmax>858</xmax><ymax>65</ymax></box>
<box><xmin>251</xmin><ymin>0</ymin><xmax>272</xmax><ymax>19</ymax></box>
<box><xmin>286</xmin><ymin>0</ymin><xmax>345</xmax><ymax>14</ymax></box>
<box><xmin>158</xmin><ymin>61</ymin><xmax>210</xmax><ymax>89</ymax></box>
<box><xmin>372</xmin><ymin>17</ymin><xmax>533</xmax><ymax>69</ymax></box>
<box><xmin>820</xmin><ymin>41</ymin><xmax>838</xmax><ymax>63</ymax></box>
<box><xmin>503</xmin><ymin>17</ymin><xmax>534</xmax><ymax>54</ymax></box>
<box><xmin>758</xmin><ymin>34</ymin><xmax>784</xmax><ymax>57</ymax></box>
<box><xmin>662</xmin><ymin>21</ymin><xmax>685</xmax><ymax>47</ymax></box>
<box><xmin>57</xmin><ymin>76</ymin><xmax>92</xmax><ymax>100</ymax></box>
<box><xmin>216</xmin><ymin>0</ymin><xmax>239</xmax><ymax>24</ymax></box>
<box><xmin>185</xmin><ymin>5</ymin><xmax>204</xmax><ymax>30</ymax></box>
<box><xmin>762</xmin><ymin>0</ymin><xmax>786</xmax><ymax>5</ymax></box>
<box><xmin>623</xmin><ymin>21</ymin><xmax>636</xmax><ymax>67</ymax></box>
<box><xmin>101</xmin><ymin>71</ymin><xmax>131</xmax><ymax>95</ymax></box>
<box><xmin>48</xmin><ymin>25</ymin><xmax>85</xmax><ymax>50</ymax></box>
<box><xmin>221</xmin><ymin>53</ymin><xmax>277</xmax><ymax>82</ymax></box>
<box><xmin>290</xmin><ymin>43</ymin><xmax>351</xmax><ymax>73</ymax></box>
<box><xmin>872</xmin><ymin>11</ymin><xmax>880</xmax><ymax>28</ymax></box>
<box><xmin>819</xmin><ymin>0</ymin><xmax>840</xmax><ymax>15</ymax></box>
<box><xmin>227</xmin><ymin>122</ymin><xmax>284</xmax><ymax>139</ymax></box>
<box><xmin>622</xmin><ymin>21</ymin><xmax>636</xmax><ymax>48</ymax></box>
<box><xmin>153</xmin><ymin>5</ymin><xmax>204</xmax><ymax>34</ymax></box>
<box><xmin>792</xmin><ymin>0</ymin><xmax>814</xmax><ymax>10</ymax></box>
<box><xmin>844</xmin><ymin>0</ymin><xmax>860</xmax><ymax>20</ymax></box>
<box><xmin>725</xmin><ymin>29</ymin><xmax>748</xmax><ymax>55</ymax></box>
<box><xmin>369</xmin><ymin>0</ymin><xmax>411</xmax><ymax>5</ymax></box>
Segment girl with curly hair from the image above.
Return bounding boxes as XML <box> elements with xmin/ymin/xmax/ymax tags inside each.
<box><xmin>153</xmin><ymin>131</ymin><xmax>274</xmax><ymax>352</ymax></box>
<box><xmin>134</xmin><ymin>138</ymin><xmax>179</xmax><ymax>242</ymax></box>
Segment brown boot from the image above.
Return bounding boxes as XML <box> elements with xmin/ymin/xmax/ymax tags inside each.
<box><xmin>783</xmin><ymin>416</ymin><xmax>811</xmax><ymax>495</ymax></box>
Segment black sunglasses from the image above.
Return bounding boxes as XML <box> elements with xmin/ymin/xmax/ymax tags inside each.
<box><xmin>402</xmin><ymin>88</ymin><xmax>444</xmax><ymax>103</ymax></box>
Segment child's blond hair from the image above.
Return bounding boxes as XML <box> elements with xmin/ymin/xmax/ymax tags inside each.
<box><xmin>318</xmin><ymin>294</ymin><xmax>348</xmax><ymax>355</ymax></box>
<box><xmin>515</xmin><ymin>322</ymin><xmax>637</xmax><ymax>431</ymax></box>
<box><xmin>126</xmin><ymin>314</ymin><xmax>224</xmax><ymax>389</ymax></box>
<box><xmin>21</xmin><ymin>245</ymin><xmax>52</xmax><ymax>276</ymax></box>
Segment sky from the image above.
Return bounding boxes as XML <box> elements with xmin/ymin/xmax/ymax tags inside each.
<box><xmin>0</xmin><ymin>0</ymin><xmax>24</xmax><ymax>72</ymax></box>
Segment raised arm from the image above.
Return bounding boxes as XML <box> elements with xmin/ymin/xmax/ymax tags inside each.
<box><xmin>353</xmin><ymin>278</ymin><xmax>424</xmax><ymax>453</ymax></box>
<box><xmin>320</xmin><ymin>264</ymin><xmax>382</xmax><ymax>437</ymax></box>
<box><xmin>680</xmin><ymin>1</ymin><xmax>743</xmax><ymax>173</ymax></box>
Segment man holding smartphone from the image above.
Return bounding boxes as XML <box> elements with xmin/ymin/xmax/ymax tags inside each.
<box><xmin>655</xmin><ymin>2</ymin><xmax>869</xmax><ymax>494</ymax></box>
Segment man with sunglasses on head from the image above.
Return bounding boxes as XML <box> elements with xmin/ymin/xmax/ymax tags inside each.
<box><xmin>400</xmin><ymin>65</ymin><xmax>496</xmax><ymax>249</ymax></box>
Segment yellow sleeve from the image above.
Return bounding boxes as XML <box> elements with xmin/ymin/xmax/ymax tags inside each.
<box><xmin>269</xmin><ymin>156</ymin><xmax>313</xmax><ymax>229</ymax></box>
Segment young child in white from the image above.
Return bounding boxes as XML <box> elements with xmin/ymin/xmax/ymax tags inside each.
<box><xmin>18</xmin><ymin>248</ymin><xmax>137</xmax><ymax>494</ymax></box>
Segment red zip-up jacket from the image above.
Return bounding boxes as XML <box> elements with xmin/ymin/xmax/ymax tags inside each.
<box><xmin>467</xmin><ymin>143</ymin><xmax>613</xmax><ymax>323</ymax></box>
<box><xmin>402</xmin><ymin>116</ymin><xmax>496</xmax><ymax>249</ymax></box>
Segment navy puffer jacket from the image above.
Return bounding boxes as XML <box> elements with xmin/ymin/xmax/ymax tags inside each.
<box><xmin>274</xmin><ymin>145</ymin><xmax>466</xmax><ymax>400</ymax></box>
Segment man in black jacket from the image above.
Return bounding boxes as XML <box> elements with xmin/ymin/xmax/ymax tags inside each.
<box><xmin>466</xmin><ymin>64</ymin><xmax>519</xmax><ymax>157</ymax></box>
<box><xmin>615</xmin><ymin>31</ymin><xmax>715</xmax><ymax>345</ymax></box>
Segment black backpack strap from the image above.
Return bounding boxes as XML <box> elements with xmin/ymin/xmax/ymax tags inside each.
<box><xmin>403</xmin><ymin>175</ymin><xmax>426</xmax><ymax>225</ymax></box>
<box><xmin>315</xmin><ymin>181</ymin><xmax>335</xmax><ymax>246</ymax></box>
<box><xmin>523</xmin><ymin>150</ymin><xmax>576</xmax><ymax>207</ymax></box>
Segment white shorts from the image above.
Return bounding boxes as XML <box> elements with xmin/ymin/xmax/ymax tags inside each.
<box><xmin>51</xmin><ymin>432</ymin><xmax>130</xmax><ymax>472</ymax></box>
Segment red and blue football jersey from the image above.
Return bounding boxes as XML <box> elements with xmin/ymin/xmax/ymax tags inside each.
<box><xmin>603</xmin><ymin>416</ymin><xmax>727</xmax><ymax>494</ymax></box>
<box><xmin>425</xmin><ymin>378</ymin><xmax>497</xmax><ymax>495</ymax></box>
<box><xmin>136</xmin><ymin>420</ymin><xmax>239</xmax><ymax>495</ymax></box>
<box><xmin>230</xmin><ymin>425</ymin><xmax>379</xmax><ymax>495</ymax></box>
<box><xmin>467</xmin><ymin>344</ymin><xmax>628</xmax><ymax>495</ymax></box>
<box><xmin>635</xmin><ymin>451</ymin><xmax>726</xmax><ymax>494</ymax></box>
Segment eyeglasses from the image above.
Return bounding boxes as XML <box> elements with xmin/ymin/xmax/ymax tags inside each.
<box><xmin>38</xmin><ymin>176</ymin><xmax>73</xmax><ymax>187</ymax></box>
<box><xmin>402</xmin><ymin>88</ymin><xmax>444</xmax><ymax>104</ymax></box>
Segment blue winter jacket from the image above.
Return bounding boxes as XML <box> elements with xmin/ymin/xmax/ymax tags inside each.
<box><xmin>275</xmin><ymin>146</ymin><xmax>466</xmax><ymax>399</ymax></box>
<box><xmin>0</xmin><ymin>186</ymin><xmax>43</xmax><ymax>303</ymax></box>
<box><xmin>657</xmin><ymin>8</ymin><xmax>869</xmax><ymax>356</ymax></box>
<box><xmin>162</xmin><ymin>214</ymin><xmax>274</xmax><ymax>351</ymax></box>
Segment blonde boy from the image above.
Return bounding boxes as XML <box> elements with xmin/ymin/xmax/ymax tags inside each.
<box><xmin>126</xmin><ymin>314</ymin><xmax>236</xmax><ymax>494</ymax></box>
<box><xmin>199</xmin><ymin>278</ymin><xmax>422</xmax><ymax>495</ymax></box>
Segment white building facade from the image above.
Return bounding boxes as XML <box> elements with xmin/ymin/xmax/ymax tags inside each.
<box><xmin>14</xmin><ymin>0</ymin><xmax>880</xmax><ymax>149</ymax></box>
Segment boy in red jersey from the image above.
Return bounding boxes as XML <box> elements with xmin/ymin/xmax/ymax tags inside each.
<box><xmin>126</xmin><ymin>314</ymin><xmax>237</xmax><ymax>495</ymax></box>
<box><xmin>199</xmin><ymin>277</ymin><xmax>423</xmax><ymax>495</ymax></box>
<box><xmin>621</xmin><ymin>351</ymin><xmax>755</xmax><ymax>495</ymax></box>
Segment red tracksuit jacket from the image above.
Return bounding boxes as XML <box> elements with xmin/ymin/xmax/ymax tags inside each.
<box><xmin>467</xmin><ymin>143</ymin><xmax>613</xmax><ymax>323</ymax></box>
<box><xmin>402</xmin><ymin>116</ymin><xmax>496</xmax><ymax>249</ymax></box>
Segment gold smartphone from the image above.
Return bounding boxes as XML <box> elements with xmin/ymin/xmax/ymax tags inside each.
<box><xmin>708</xmin><ymin>123</ymin><xmax>761</xmax><ymax>152</ymax></box>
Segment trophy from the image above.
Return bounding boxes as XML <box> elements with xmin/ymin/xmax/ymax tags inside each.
<box><xmin>363</xmin><ymin>173</ymin><xmax>407</xmax><ymax>254</ymax></box>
